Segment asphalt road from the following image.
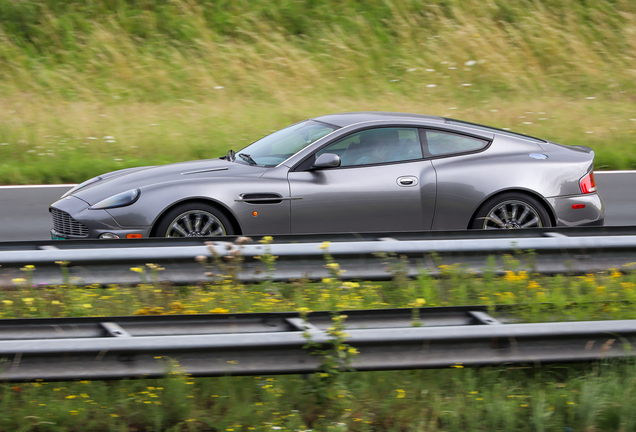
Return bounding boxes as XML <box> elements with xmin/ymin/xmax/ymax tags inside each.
<box><xmin>0</xmin><ymin>172</ymin><xmax>633</xmax><ymax>242</ymax></box>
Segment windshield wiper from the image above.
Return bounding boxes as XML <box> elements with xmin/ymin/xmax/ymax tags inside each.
<box><xmin>238</xmin><ymin>153</ymin><xmax>257</xmax><ymax>166</ymax></box>
<box><xmin>225</xmin><ymin>149</ymin><xmax>236</xmax><ymax>161</ymax></box>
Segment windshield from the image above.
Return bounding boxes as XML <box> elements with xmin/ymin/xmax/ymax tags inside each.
<box><xmin>233</xmin><ymin>120</ymin><xmax>338</xmax><ymax>166</ymax></box>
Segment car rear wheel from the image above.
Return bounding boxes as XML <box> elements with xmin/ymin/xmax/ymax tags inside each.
<box><xmin>470</xmin><ymin>193</ymin><xmax>551</xmax><ymax>230</ymax></box>
<box><xmin>155</xmin><ymin>203</ymin><xmax>234</xmax><ymax>237</ymax></box>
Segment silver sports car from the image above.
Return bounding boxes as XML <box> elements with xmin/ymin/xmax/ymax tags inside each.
<box><xmin>50</xmin><ymin>112</ymin><xmax>604</xmax><ymax>239</ymax></box>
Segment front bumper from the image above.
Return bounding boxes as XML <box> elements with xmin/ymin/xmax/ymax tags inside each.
<box><xmin>548</xmin><ymin>192</ymin><xmax>605</xmax><ymax>227</ymax></box>
<box><xmin>49</xmin><ymin>196</ymin><xmax>150</xmax><ymax>239</ymax></box>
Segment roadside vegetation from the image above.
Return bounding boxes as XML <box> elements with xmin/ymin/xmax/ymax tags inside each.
<box><xmin>1</xmin><ymin>0</ymin><xmax>636</xmax><ymax>184</ymax></box>
<box><xmin>1</xmin><ymin>244</ymin><xmax>636</xmax><ymax>430</ymax></box>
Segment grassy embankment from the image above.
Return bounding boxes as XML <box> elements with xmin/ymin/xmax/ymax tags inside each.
<box><xmin>0</xmin><ymin>0</ymin><xmax>636</xmax><ymax>184</ymax></box>
<box><xmin>1</xmin><ymin>243</ymin><xmax>636</xmax><ymax>430</ymax></box>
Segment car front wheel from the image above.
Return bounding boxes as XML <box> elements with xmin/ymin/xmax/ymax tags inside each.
<box><xmin>155</xmin><ymin>203</ymin><xmax>234</xmax><ymax>237</ymax></box>
<box><xmin>470</xmin><ymin>193</ymin><xmax>551</xmax><ymax>229</ymax></box>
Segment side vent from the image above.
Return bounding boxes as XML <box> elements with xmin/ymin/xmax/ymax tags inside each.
<box><xmin>239</xmin><ymin>193</ymin><xmax>283</xmax><ymax>204</ymax></box>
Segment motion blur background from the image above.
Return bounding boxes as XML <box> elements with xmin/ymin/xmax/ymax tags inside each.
<box><xmin>0</xmin><ymin>0</ymin><xmax>634</xmax><ymax>182</ymax></box>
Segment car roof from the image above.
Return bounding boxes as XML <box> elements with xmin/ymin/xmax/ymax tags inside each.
<box><xmin>312</xmin><ymin>111</ymin><xmax>546</xmax><ymax>143</ymax></box>
<box><xmin>312</xmin><ymin>112</ymin><xmax>445</xmax><ymax>128</ymax></box>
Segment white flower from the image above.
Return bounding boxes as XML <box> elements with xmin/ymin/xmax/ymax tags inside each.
<box><xmin>103</xmin><ymin>136</ymin><xmax>115</xmax><ymax>140</ymax></box>
<box><xmin>213</xmin><ymin>86</ymin><xmax>224</xmax><ymax>90</ymax></box>
<box><xmin>465</xmin><ymin>60</ymin><xmax>477</xmax><ymax>66</ymax></box>
<box><xmin>586</xmin><ymin>97</ymin><xmax>596</xmax><ymax>100</ymax></box>
<box><xmin>425</xmin><ymin>69</ymin><xmax>435</xmax><ymax>72</ymax></box>
<box><xmin>407</xmin><ymin>68</ymin><xmax>417</xmax><ymax>72</ymax></box>
<box><xmin>426</xmin><ymin>84</ymin><xmax>437</xmax><ymax>88</ymax></box>
<box><xmin>461</xmin><ymin>83</ymin><xmax>472</xmax><ymax>86</ymax></box>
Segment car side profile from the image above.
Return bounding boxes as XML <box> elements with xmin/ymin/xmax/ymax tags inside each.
<box><xmin>50</xmin><ymin>112</ymin><xmax>604</xmax><ymax>239</ymax></box>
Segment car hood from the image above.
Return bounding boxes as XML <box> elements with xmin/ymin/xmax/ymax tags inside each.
<box><xmin>72</xmin><ymin>158</ymin><xmax>268</xmax><ymax>205</ymax></box>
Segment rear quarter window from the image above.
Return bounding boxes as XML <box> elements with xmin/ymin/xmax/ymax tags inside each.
<box><xmin>424</xmin><ymin>130</ymin><xmax>488</xmax><ymax>156</ymax></box>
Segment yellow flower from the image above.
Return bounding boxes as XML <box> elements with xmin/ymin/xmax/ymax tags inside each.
<box><xmin>259</xmin><ymin>236</ymin><xmax>273</xmax><ymax>244</ymax></box>
<box><xmin>51</xmin><ymin>300</ymin><xmax>61</xmax><ymax>305</ymax></box>
<box><xmin>22</xmin><ymin>298</ymin><xmax>34</xmax><ymax>303</ymax></box>
<box><xmin>348</xmin><ymin>347</ymin><xmax>359</xmax><ymax>355</ymax></box>
<box><xmin>319</xmin><ymin>241</ymin><xmax>331</xmax><ymax>250</ymax></box>
<box><xmin>396</xmin><ymin>389</ymin><xmax>406</xmax><ymax>398</ymax></box>
<box><xmin>209</xmin><ymin>307</ymin><xmax>229</xmax><ymax>314</ymax></box>
<box><xmin>83</xmin><ymin>304</ymin><xmax>92</xmax><ymax>308</ymax></box>
<box><xmin>11</xmin><ymin>278</ymin><xmax>26</xmax><ymax>283</ymax></box>
<box><xmin>130</xmin><ymin>267</ymin><xmax>143</xmax><ymax>273</ymax></box>
<box><xmin>414</xmin><ymin>298</ymin><xmax>426</xmax><ymax>307</ymax></box>
<box><xmin>2</xmin><ymin>300</ymin><xmax>13</xmax><ymax>306</ymax></box>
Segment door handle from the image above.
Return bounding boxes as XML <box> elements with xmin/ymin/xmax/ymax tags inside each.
<box><xmin>397</xmin><ymin>176</ymin><xmax>418</xmax><ymax>187</ymax></box>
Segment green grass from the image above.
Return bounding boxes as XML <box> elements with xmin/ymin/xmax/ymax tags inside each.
<box><xmin>3</xmin><ymin>363</ymin><xmax>636</xmax><ymax>431</ymax></box>
<box><xmin>1</xmin><ymin>0</ymin><xmax>636</xmax><ymax>183</ymax></box>
<box><xmin>2</xmin><ymin>249</ymin><xmax>636</xmax><ymax>321</ymax></box>
<box><xmin>2</xmin><ymin>250</ymin><xmax>636</xmax><ymax>431</ymax></box>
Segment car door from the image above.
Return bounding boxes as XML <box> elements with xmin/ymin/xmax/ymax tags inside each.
<box><xmin>287</xmin><ymin>127</ymin><xmax>436</xmax><ymax>234</ymax></box>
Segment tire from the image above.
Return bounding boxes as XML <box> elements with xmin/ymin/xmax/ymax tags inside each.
<box><xmin>470</xmin><ymin>193</ymin><xmax>551</xmax><ymax>230</ymax></box>
<box><xmin>154</xmin><ymin>202</ymin><xmax>235</xmax><ymax>237</ymax></box>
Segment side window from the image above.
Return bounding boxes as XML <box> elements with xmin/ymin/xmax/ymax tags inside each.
<box><xmin>316</xmin><ymin>127</ymin><xmax>422</xmax><ymax>167</ymax></box>
<box><xmin>425</xmin><ymin>131</ymin><xmax>488</xmax><ymax>156</ymax></box>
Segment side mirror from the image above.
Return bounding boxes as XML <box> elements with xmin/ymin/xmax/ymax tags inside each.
<box><xmin>312</xmin><ymin>153</ymin><xmax>341</xmax><ymax>169</ymax></box>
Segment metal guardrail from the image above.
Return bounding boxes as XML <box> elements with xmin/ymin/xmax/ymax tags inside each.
<box><xmin>1</xmin><ymin>227</ymin><xmax>636</xmax><ymax>285</ymax></box>
<box><xmin>0</xmin><ymin>306</ymin><xmax>633</xmax><ymax>382</ymax></box>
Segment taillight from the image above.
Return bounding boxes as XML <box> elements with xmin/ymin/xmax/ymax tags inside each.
<box><xmin>580</xmin><ymin>171</ymin><xmax>597</xmax><ymax>194</ymax></box>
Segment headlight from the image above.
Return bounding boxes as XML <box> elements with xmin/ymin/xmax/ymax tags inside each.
<box><xmin>62</xmin><ymin>176</ymin><xmax>102</xmax><ymax>197</ymax></box>
<box><xmin>89</xmin><ymin>189</ymin><xmax>140</xmax><ymax>210</ymax></box>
